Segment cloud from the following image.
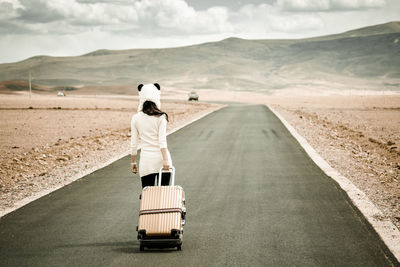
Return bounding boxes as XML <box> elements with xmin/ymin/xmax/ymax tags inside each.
<box><xmin>75</xmin><ymin>0</ymin><xmax>132</xmax><ymax>3</ymax></box>
<box><xmin>0</xmin><ymin>0</ymin><xmax>399</xmax><ymax>63</ymax></box>
<box><xmin>0</xmin><ymin>0</ymin><xmax>388</xmax><ymax>38</ymax></box>
<box><xmin>16</xmin><ymin>0</ymin><xmax>65</xmax><ymax>23</ymax></box>
<box><xmin>0</xmin><ymin>20</ymin><xmax>32</xmax><ymax>34</ymax></box>
<box><xmin>120</xmin><ymin>0</ymin><xmax>232</xmax><ymax>34</ymax></box>
<box><xmin>0</xmin><ymin>0</ymin><xmax>233</xmax><ymax>36</ymax></box>
<box><xmin>236</xmin><ymin>3</ymin><xmax>324</xmax><ymax>35</ymax></box>
<box><xmin>277</xmin><ymin>0</ymin><xmax>387</xmax><ymax>12</ymax></box>
<box><xmin>0</xmin><ymin>0</ymin><xmax>23</xmax><ymax>20</ymax></box>
<box><xmin>269</xmin><ymin>13</ymin><xmax>324</xmax><ymax>32</ymax></box>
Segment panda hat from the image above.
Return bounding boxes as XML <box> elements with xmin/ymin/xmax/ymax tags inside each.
<box><xmin>137</xmin><ymin>83</ymin><xmax>161</xmax><ymax>112</ymax></box>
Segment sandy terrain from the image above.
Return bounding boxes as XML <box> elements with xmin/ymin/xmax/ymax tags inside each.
<box><xmin>0</xmin><ymin>93</ymin><xmax>222</xmax><ymax>212</ymax></box>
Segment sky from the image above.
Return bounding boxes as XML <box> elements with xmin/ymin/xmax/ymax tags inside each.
<box><xmin>0</xmin><ymin>0</ymin><xmax>399</xmax><ymax>63</ymax></box>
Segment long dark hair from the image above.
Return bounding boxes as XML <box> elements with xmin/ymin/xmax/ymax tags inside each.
<box><xmin>142</xmin><ymin>100</ymin><xmax>169</xmax><ymax>122</ymax></box>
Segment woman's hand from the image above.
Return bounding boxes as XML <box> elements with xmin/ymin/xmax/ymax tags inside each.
<box><xmin>163</xmin><ymin>161</ymin><xmax>170</xmax><ymax>170</ymax></box>
<box><xmin>161</xmin><ymin>148</ymin><xmax>170</xmax><ymax>171</ymax></box>
<box><xmin>131</xmin><ymin>163</ymin><xmax>138</xmax><ymax>174</ymax></box>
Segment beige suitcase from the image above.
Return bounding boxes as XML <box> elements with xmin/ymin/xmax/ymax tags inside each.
<box><xmin>137</xmin><ymin>167</ymin><xmax>186</xmax><ymax>251</ymax></box>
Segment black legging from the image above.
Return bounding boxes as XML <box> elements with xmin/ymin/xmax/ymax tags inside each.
<box><xmin>141</xmin><ymin>172</ymin><xmax>171</xmax><ymax>188</ymax></box>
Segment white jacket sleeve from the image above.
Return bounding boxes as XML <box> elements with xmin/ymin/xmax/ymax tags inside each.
<box><xmin>158</xmin><ymin>115</ymin><xmax>168</xmax><ymax>149</ymax></box>
<box><xmin>131</xmin><ymin>116</ymin><xmax>139</xmax><ymax>155</ymax></box>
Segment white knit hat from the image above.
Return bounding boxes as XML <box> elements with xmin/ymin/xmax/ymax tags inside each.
<box><xmin>137</xmin><ymin>83</ymin><xmax>161</xmax><ymax>112</ymax></box>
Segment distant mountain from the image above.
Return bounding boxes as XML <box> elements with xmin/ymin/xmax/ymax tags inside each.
<box><xmin>308</xmin><ymin>21</ymin><xmax>400</xmax><ymax>41</ymax></box>
<box><xmin>329</xmin><ymin>21</ymin><xmax>400</xmax><ymax>39</ymax></box>
<box><xmin>0</xmin><ymin>21</ymin><xmax>399</xmax><ymax>93</ymax></box>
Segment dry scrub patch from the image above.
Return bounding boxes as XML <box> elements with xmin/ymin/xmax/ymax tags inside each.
<box><xmin>0</xmin><ymin>94</ymin><xmax>221</xmax><ymax>212</ymax></box>
<box><xmin>271</xmin><ymin>95</ymin><xmax>400</xmax><ymax>229</ymax></box>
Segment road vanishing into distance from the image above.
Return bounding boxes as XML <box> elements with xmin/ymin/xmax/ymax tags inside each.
<box><xmin>0</xmin><ymin>104</ymin><xmax>398</xmax><ymax>266</ymax></box>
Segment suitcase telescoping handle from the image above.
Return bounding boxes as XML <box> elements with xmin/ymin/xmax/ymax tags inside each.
<box><xmin>158</xmin><ymin>166</ymin><xmax>175</xmax><ymax>186</ymax></box>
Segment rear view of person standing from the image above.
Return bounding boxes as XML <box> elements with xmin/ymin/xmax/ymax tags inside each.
<box><xmin>130</xmin><ymin>83</ymin><xmax>172</xmax><ymax>188</ymax></box>
<box><xmin>132</xmin><ymin>83</ymin><xmax>185</xmax><ymax>251</ymax></box>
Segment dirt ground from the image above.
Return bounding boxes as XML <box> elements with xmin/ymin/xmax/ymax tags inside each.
<box><xmin>0</xmin><ymin>93</ymin><xmax>222</xmax><ymax>212</ymax></box>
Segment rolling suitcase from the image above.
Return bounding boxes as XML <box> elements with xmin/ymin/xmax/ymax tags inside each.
<box><xmin>137</xmin><ymin>167</ymin><xmax>186</xmax><ymax>251</ymax></box>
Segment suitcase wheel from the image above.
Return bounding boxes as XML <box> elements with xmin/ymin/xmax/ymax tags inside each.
<box><xmin>171</xmin><ymin>229</ymin><xmax>180</xmax><ymax>238</ymax></box>
<box><xmin>140</xmin><ymin>245</ymin><xmax>145</xmax><ymax>251</ymax></box>
<box><xmin>177</xmin><ymin>245</ymin><xmax>182</xmax><ymax>251</ymax></box>
<box><xmin>137</xmin><ymin>230</ymin><xmax>146</xmax><ymax>240</ymax></box>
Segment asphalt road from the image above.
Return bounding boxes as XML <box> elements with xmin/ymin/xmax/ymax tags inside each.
<box><xmin>0</xmin><ymin>104</ymin><xmax>398</xmax><ymax>266</ymax></box>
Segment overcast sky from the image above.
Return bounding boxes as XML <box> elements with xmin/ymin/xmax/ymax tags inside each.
<box><xmin>0</xmin><ymin>0</ymin><xmax>399</xmax><ymax>63</ymax></box>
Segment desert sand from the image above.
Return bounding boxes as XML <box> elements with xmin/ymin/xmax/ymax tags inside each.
<box><xmin>0</xmin><ymin>93</ymin><xmax>222</xmax><ymax>212</ymax></box>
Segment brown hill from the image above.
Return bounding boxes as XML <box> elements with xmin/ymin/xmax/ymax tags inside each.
<box><xmin>0</xmin><ymin>80</ymin><xmax>47</xmax><ymax>94</ymax></box>
<box><xmin>0</xmin><ymin>21</ymin><xmax>399</xmax><ymax>94</ymax></box>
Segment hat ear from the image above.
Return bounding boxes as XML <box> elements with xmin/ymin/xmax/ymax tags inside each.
<box><xmin>138</xmin><ymin>84</ymin><xmax>143</xmax><ymax>92</ymax></box>
<box><xmin>154</xmin><ymin>83</ymin><xmax>160</xmax><ymax>90</ymax></box>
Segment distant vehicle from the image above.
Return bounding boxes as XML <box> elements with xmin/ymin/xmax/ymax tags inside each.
<box><xmin>188</xmin><ymin>91</ymin><xmax>198</xmax><ymax>101</ymax></box>
<box><xmin>57</xmin><ymin>91</ymin><xmax>66</xmax><ymax>97</ymax></box>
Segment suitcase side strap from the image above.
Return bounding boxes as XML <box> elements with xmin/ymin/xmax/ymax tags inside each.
<box><xmin>139</xmin><ymin>208</ymin><xmax>182</xmax><ymax>216</ymax></box>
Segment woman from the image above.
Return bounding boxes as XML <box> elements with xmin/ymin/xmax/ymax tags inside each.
<box><xmin>131</xmin><ymin>83</ymin><xmax>172</xmax><ymax>188</ymax></box>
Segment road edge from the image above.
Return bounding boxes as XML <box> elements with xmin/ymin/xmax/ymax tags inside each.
<box><xmin>0</xmin><ymin>104</ymin><xmax>226</xmax><ymax>219</ymax></box>
<box><xmin>267</xmin><ymin>104</ymin><xmax>400</xmax><ymax>262</ymax></box>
